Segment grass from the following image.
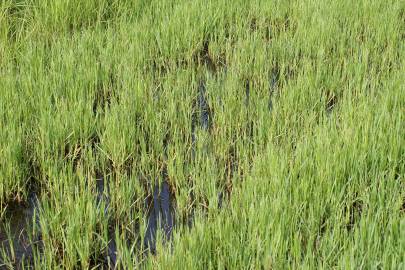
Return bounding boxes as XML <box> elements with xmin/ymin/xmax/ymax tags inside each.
<box><xmin>0</xmin><ymin>0</ymin><xmax>404</xmax><ymax>269</ymax></box>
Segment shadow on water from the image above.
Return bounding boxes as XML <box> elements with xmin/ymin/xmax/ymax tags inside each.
<box><xmin>143</xmin><ymin>170</ymin><xmax>174</xmax><ymax>255</ymax></box>
<box><xmin>0</xmin><ymin>193</ymin><xmax>40</xmax><ymax>269</ymax></box>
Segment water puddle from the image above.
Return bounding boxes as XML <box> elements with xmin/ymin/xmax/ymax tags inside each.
<box><xmin>0</xmin><ymin>193</ymin><xmax>40</xmax><ymax>269</ymax></box>
<box><xmin>105</xmin><ymin>236</ymin><xmax>117</xmax><ymax>269</ymax></box>
<box><xmin>144</xmin><ymin>178</ymin><xmax>174</xmax><ymax>255</ymax></box>
<box><xmin>94</xmin><ymin>173</ymin><xmax>117</xmax><ymax>269</ymax></box>
<box><xmin>94</xmin><ymin>166</ymin><xmax>176</xmax><ymax>264</ymax></box>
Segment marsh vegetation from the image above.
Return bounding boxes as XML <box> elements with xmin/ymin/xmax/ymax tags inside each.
<box><xmin>0</xmin><ymin>0</ymin><xmax>404</xmax><ymax>269</ymax></box>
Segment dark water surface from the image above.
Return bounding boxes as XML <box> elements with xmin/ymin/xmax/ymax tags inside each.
<box><xmin>95</xmin><ymin>175</ymin><xmax>117</xmax><ymax>269</ymax></box>
<box><xmin>0</xmin><ymin>193</ymin><xmax>39</xmax><ymax>269</ymax></box>
<box><xmin>144</xmin><ymin>180</ymin><xmax>174</xmax><ymax>255</ymax></box>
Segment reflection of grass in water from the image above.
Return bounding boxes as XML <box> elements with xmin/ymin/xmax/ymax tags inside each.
<box><xmin>0</xmin><ymin>0</ymin><xmax>404</xmax><ymax>269</ymax></box>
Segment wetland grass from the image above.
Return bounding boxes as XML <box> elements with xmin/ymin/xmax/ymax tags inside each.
<box><xmin>0</xmin><ymin>0</ymin><xmax>404</xmax><ymax>269</ymax></box>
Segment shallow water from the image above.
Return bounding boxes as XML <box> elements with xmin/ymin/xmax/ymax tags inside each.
<box><xmin>94</xmin><ymin>171</ymin><xmax>176</xmax><ymax>265</ymax></box>
<box><xmin>95</xmin><ymin>175</ymin><xmax>117</xmax><ymax>268</ymax></box>
<box><xmin>144</xmin><ymin>181</ymin><xmax>174</xmax><ymax>254</ymax></box>
<box><xmin>0</xmin><ymin>194</ymin><xmax>39</xmax><ymax>269</ymax></box>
